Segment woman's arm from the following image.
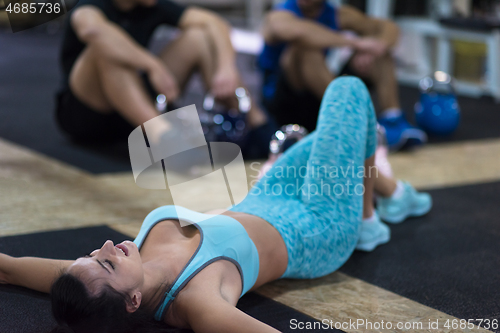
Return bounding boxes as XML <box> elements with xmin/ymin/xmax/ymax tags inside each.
<box><xmin>0</xmin><ymin>253</ymin><xmax>73</xmax><ymax>293</ymax></box>
<box><xmin>184</xmin><ymin>294</ymin><xmax>281</xmax><ymax>333</ymax></box>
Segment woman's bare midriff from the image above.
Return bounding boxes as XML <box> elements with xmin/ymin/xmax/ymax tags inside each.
<box><xmin>221</xmin><ymin>211</ymin><xmax>288</xmax><ymax>288</ymax></box>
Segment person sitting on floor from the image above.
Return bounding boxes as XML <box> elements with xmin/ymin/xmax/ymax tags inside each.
<box><xmin>56</xmin><ymin>0</ymin><xmax>273</xmax><ymax>158</ymax></box>
<box><xmin>1</xmin><ymin>77</ymin><xmax>432</xmax><ymax>333</ymax></box>
<box><xmin>259</xmin><ymin>0</ymin><xmax>427</xmax><ymax>150</ymax></box>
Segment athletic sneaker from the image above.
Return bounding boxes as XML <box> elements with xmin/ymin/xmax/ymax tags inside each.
<box><xmin>378</xmin><ymin>113</ymin><xmax>427</xmax><ymax>151</ymax></box>
<box><xmin>356</xmin><ymin>212</ymin><xmax>391</xmax><ymax>252</ymax></box>
<box><xmin>377</xmin><ymin>182</ymin><xmax>432</xmax><ymax>224</ymax></box>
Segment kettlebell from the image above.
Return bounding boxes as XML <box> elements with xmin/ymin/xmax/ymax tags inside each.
<box><xmin>414</xmin><ymin>71</ymin><xmax>460</xmax><ymax>135</ymax></box>
<box><xmin>201</xmin><ymin>87</ymin><xmax>251</xmax><ymax>144</ymax></box>
<box><xmin>258</xmin><ymin>124</ymin><xmax>308</xmax><ymax>179</ymax></box>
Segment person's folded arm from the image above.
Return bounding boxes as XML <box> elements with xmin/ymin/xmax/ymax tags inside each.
<box><xmin>71</xmin><ymin>6</ymin><xmax>160</xmax><ymax>73</ymax></box>
<box><xmin>338</xmin><ymin>5</ymin><xmax>399</xmax><ymax>52</ymax></box>
<box><xmin>262</xmin><ymin>10</ymin><xmax>358</xmax><ymax>49</ymax></box>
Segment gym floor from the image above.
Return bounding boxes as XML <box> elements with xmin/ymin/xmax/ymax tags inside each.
<box><xmin>1</xmin><ymin>27</ymin><xmax>499</xmax><ymax>333</ymax></box>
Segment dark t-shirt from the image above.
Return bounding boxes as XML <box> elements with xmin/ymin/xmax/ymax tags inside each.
<box><xmin>60</xmin><ymin>0</ymin><xmax>186</xmax><ymax>88</ymax></box>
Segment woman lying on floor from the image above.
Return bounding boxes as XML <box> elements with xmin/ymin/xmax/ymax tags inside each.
<box><xmin>0</xmin><ymin>77</ymin><xmax>431</xmax><ymax>333</ymax></box>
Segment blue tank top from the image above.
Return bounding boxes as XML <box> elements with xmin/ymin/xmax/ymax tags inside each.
<box><xmin>258</xmin><ymin>0</ymin><xmax>339</xmax><ymax>99</ymax></box>
<box><xmin>133</xmin><ymin>205</ymin><xmax>260</xmax><ymax>321</ymax></box>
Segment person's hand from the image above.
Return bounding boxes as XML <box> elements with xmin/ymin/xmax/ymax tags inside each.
<box><xmin>147</xmin><ymin>59</ymin><xmax>180</xmax><ymax>102</ymax></box>
<box><xmin>350</xmin><ymin>52</ymin><xmax>376</xmax><ymax>77</ymax></box>
<box><xmin>354</xmin><ymin>37</ymin><xmax>389</xmax><ymax>57</ymax></box>
<box><xmin>0</xmin><ymin>253</ymin><xmax>12</xmax><ymax>284</ymax></box>
<box><xmin>211</xmin><ymin>64</ymin><xmax>239</xmax><ymax>99</ymax></box>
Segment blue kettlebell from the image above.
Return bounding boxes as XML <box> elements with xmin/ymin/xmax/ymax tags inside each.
<box><xmin>414</xmin><ymin>71</ymin><xmax>460</xmax><ymax>135</ymax></box>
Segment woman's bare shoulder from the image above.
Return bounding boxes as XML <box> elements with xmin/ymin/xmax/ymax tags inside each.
<box><xmin>164</xmin><ymin>269</ymin><xmax>225</xmax><ymax>328</ymax></box>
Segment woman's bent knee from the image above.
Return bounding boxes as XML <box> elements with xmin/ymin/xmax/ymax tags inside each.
<box><xmin>324</xmin><ymin>76</ymin><xmax>370</xmax><ymax>101</ymax></box>
<box><xmin>321</xmin><ymin>76</ymin><xmax>373</xmax><ymax>117</ymax></box>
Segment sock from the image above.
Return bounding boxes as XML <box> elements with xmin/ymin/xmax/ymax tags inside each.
<box><xmin>381</xmin><ymin>108</ymin><xmax>402</xmax><ymax>119</ymax></box>
<box><xmin>391</xmin><ymin>180</ymin><xmax>405</xmax><ymax>200</ymax></box>
<box><xmin>363</xmin><ymin>212</ymin><xmax>377</xmax><ymax>223</ymax></box>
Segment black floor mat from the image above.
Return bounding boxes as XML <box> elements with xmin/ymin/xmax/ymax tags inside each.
<box><xmin>0</xmin><ymin>226</ymin><xmax>341</xmax><ymax>333</ymax></box>
<box><xmin>1</xmin><ymin>30</ymin><xmax>500</xmax><ymax>174</ymax></box>
<box><xmin>340</xmin><ymin>181</ymin><xmax>500</xmax><ymax>332</ymax></box>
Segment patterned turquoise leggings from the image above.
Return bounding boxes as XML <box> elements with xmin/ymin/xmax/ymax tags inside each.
<box><xmin>230</xmin><ymin>77</ymin><xmax>377</xmax><ymax>278</ymax></box>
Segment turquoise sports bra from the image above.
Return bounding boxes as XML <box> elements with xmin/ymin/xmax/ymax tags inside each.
<box><xmin>133</xmin><ymin>205</ymin><xmax>260</xmax><ymax>321</ymax></box>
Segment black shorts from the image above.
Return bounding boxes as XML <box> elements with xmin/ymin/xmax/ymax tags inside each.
<box><xmin>55</xmin><ymin>88</ymin><xmax>135</xmax><ymax>144</ymax></box>
<box><xmin>262</xmin><ymin>70</ymin><xmax>322</xmax><ymax>133</ymax></box>
<box><xmin>55</xmin><ymin>87</ymin><xmax>275</xmax><ymax>159</ymax></box>
<box><xmin>262</xmin><ymin>63</ymin><xmax>371</xmax><ymax>133</ymax></box>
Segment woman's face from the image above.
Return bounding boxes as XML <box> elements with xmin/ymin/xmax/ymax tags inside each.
<box><xmin>68</xmin><ymin>240</ymin><xmax>144</xmax><ymax>295</ymax></box>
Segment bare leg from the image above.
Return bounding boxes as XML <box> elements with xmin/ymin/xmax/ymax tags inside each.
<box><xmin>371</xmin><ymin>54</ymin><xmax>400</xmax><ymax>110</ymax></box>
<box><xmin>351</xmin><ymin>52</ymin><xmax>401</xmax><ymax>111</ymax></box>
<box><xmin>70</xmin><ymin>28</ymin><xmax>224</xmax><ymax>124</ymax></box>
<box><xmin>374</xmin><ymin>170</ymin><xmax>397</xmax><ymax>197</ymax></box>
<box><xmin>69</xmin><ymin>45</ymin><xmax>160</xmax><ymax>126</ymax></box>
<box><xmin>159</xmin><ymin>28</ymin><xmax>215</xmax><ymax>93</ymax></box>
<box><xmin>363</xmin><ymin>155</ymin><xmax>376</xmax><ymax>219</ymax></box>
<box><xmin>160</xmin><ymin>28</ymin><xmax>267</xmax><ymax>128</ymax></box>
<box><xmin>280</xmin><ymin>44</ymin><xmax>335</xmax><ymax>100</ymax></box>
<box><xmin>70</xmin><ymin>25</ymin><xmax>268</xmax><ymax>145</ymax></box>
<box><xmin>69</xmin><ymin>45</ymin><xmax>171</xmax><ymax>141</ymax></box>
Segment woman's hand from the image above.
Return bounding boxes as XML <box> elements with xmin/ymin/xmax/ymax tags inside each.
<box><xmin>147</xmin><ymin>59</ymin><xmax>180</xmax><ymax>102</ymax></box>
<box><xmin>0</xmin><ymin>255</ymin><xmax>74</xmax><ymax>293</ymax></box>
<box><xmin>0</xmin><ymin>253</ymin><xmax>12</xmax><ymax>284</ymax></box>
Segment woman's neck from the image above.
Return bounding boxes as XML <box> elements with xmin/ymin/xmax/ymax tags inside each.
<box><xmin>140</xmin><ymin>263</ymin><xmax>172</xmax><ymax>310</ymax></box>
<box><xmin>139</xmin><ymin>235</ymin><xmax>201</xmax><ymax>309</ymax></box>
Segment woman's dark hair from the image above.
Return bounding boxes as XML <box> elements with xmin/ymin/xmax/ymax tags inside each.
<box><xmin>49</xmin><ymin>273</ymin><xmax>172</xmax><ymax>333</ymax></box>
